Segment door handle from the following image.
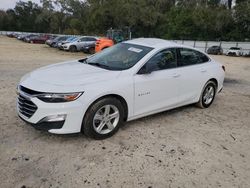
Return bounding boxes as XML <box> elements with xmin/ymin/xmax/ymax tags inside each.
<box><xmin>172</xmin><ymin>73</ymin><xmax>180</xmax><ymax>78</ymax></box>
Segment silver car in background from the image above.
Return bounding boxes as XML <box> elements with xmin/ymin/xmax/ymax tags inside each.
<box><xmin>62</xmin><ymin>36</ymin><xmax>99</xmax><ymax>52</ymax></box>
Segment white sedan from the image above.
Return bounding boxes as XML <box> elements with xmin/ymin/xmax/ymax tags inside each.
<box><xmin>17</xmin><ymin>38</ymin><xmax>225</xmax><ymax>139</ymax></box>
<box><xmin>226</xmin><ymin>47</ymin><xmax>243</xmax><ymax>56</ymax></box>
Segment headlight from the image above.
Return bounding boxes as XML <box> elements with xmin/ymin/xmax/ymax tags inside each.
<box><xmin>37</xmin><ymin>92</ymin><xmax>83</xmax><ymax>103</ymax></box>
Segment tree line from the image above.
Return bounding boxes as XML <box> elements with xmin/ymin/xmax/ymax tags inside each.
<box><xmin>0</xmin><ymin>0</ymin><xmax>249</xmax><ymax>41</ymax></box>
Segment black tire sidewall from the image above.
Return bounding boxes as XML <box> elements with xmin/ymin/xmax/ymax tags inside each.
<box><xmin>83</xmin><ymin>98</ymin><xmax>125</xmax><ymax>139</ymax></box>
<box><xmin>70</xmin><ymin>45</ymin><xmax>77</xmax><ymax>52</ymax></box>
<box><xmin>201</xmin><ymin>82</ymin><xmax>216</xmax><ymax>108</ymax></box>
<box><xmin>89</xmin><ymin>47</ymin><xmax>95</xmax><ymax>54</ymax></box>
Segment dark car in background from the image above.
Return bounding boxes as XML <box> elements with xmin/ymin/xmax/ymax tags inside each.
<box><xmin>23</xmin><ymin>34</ymin><xmax>39</xmax><ymax>42</ymax></box>
<box><xmin>29</xmin><ymin>35</ymin><xmax>52</xmax><ymax>44</ymax></box>
<box><xmin>207</xmin><ymin>46</ymin><xmax>223</xmax><ymax>55</ymax></box>
<box><xmin>46</xmin><ymin>36</ymin><xmax>69</xmax><ymax>48</ymax></box>
<box><xmin>81</xmin><ymin>42</ymin><xmax>96</xmax><ymax>54</ymax></box>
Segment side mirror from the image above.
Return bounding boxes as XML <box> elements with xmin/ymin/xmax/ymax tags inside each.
<box><xmin>137</xmin><ymin>64</ymin><xmax>152</xmax><ymax>75</ymax></box>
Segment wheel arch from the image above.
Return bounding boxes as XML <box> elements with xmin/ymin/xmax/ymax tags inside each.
<box><xmin>69</xmin><ymin>45</ymin><xmax>77</xmax><ymax>51</ymax></box>
<box><xmin>208</xmin><ymin>78</ymin><xmax>218</xmax><ymax>90</ymax></box>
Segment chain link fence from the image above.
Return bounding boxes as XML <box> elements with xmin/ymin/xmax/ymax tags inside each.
<box><xmin>1</xmin><ymin>31</ymin><xmax>250</xmax><ymax>55</ymax></box>
<box><xmin>173</xmin><ymin>40</ymin><xmax>250</xmax><ymax>55</ymax></box>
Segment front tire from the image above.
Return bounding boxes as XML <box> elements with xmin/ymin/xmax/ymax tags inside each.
<box><xmin>197</xmin><ymin>81</ymin><xmax>216</xmax><ymax>108</ymax></box>
<box><xmin>82</xmin><ymin>97</ymin><xmax>125</xmax><ymax>139</ymax></box>
<box><xmin>69</xmin><ymin>45</ymin><xmax>77</xmax><ymax>52</ymax></box>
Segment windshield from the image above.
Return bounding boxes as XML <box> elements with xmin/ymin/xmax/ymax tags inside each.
<box><xmin>65</xmin><ymin>37</ymin><xmax>74</xmax><ymax>42</ymax></box>
<box><xmin>82</xmin><ymin>43</ymin><xmax>153</xmax><ymax>71</ymax></box>
<box><xmin>71</xmin><ymin>37</ymin><xmax>79</xmax><ymax>42</ymax></box>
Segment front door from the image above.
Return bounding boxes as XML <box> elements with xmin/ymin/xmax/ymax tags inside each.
<box><xmin>134</xmin><ymin>48</ymin><xmax>180</xmax><ymax>116</ymax></box>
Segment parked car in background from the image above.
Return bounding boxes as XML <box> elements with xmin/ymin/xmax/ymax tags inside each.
<box><xmin>46</xmin><ymin>36</ymin><xmax>68</xmax><ymax>47</ymax></box>
<box><xmin>17</xmin><ymin>38</ymin><xmax>225</xmax><ymax>139</ymax></box>
<box><xmin>52</xmin><ymin>36</ymin><xmax>70</xmax><ymax>48</ymax></box>
<box><xmin>226</xmin><ymin>47</ymin><xmax>243</xmax><ymax>56</ymax></box>
<box><xmin>7</xmin><ymin>33</ymin><xmax>16</xmax><ymax>38</ymax></box>
<box><xmin>45</xmin><ymin>36</ymin><xmax>57</xmax><ymax>46</ymax></box>
<box><xmin>17</xmin><ymin>34</ymin><xmax>29</xmax><ymax>40</ymax></box>
<box><xmin>81</xmin><ymin>42</ymin><xmax>96</xmax><ymax>54</ymax></box>
<box><xmin>57</xmin><ymin>36</ymin><xmax>79</xmax><ymax>50</ymax></box>
<box><xmin>207</xmin><ymin>46</ymin><xmax>223</xmax><ymax>55</ymax></box>
<box><xmin>24</xmin><ymin>34</ymin><xmax>39</xmax><ymax>42</ymax></box>
<box><xmin>62</xmin><ymin>36</ymin><xmax>98</xmax><ymax>52</ymax></box>
<box><xmin>29</xmin><ymin>35</ymin><xmax>51</xmax><ymax>44</ymax></box>
<box><xmin>243</xmin><ymin>51</ymin><xmax>250</xmax><ymax>57</ymax></box>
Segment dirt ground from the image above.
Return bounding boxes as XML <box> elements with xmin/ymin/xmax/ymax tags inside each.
<box><xmin>0</xmin><ymin>35</ymin><xmax>250</xmax><ymax>188</ymax></box>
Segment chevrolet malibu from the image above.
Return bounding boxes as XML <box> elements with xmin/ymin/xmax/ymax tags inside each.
<box><xmin>17</xmin><ymin>38</ymin><xmax>225</xmax><ymax>139</ymax></box>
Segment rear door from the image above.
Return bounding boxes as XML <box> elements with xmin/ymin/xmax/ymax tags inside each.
<box><xmin>176</xmin><ymin>48</ymin><xmax>211</xmax><ymax>104</ymax></box>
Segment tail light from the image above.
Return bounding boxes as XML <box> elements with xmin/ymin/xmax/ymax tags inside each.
<box><xmin>222</xmin><ymin>65</ymin><xmax>225</xmax><ymax>72</ymax></box>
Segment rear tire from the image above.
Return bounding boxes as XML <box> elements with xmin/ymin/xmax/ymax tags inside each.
<box><xmin>82</xmin><ymin>97</ymin><xmax>125</xmax><ymax>139</ymax></box>
<box><xmin>89</xmin><ymin>47</ymin><xmax>95</xmax><ymax>54</ymax></box>
<box><xmin>197</xmin><ymin>81</ymin><xmax>216</xmax><ymax>108</ymax></box>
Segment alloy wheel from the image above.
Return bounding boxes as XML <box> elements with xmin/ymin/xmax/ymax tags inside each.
<box><xmin>93</xmin><ymin>105</ymin><xmax>120</xmax><ymax>134</ymax></box>
<box><xmin>203</xmin><ymin>85</ymin><xmax>215</xmax><ymax>105</ymax></box>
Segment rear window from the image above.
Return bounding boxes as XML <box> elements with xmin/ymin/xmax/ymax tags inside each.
<box><xmin>230</xmin><ymin>47</ymin><xmax>240</xmax><ymax>50</ymax></box>
<box><xmin>179</xmin><ymin>48</ymin><xmax>209</xmax><ymax>67</ymax></box>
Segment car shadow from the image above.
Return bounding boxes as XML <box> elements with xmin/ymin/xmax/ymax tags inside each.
<box><xmin>121</xmin><ymin>104</ymin><xmax>196</xmax><ymax>131</ymax></box>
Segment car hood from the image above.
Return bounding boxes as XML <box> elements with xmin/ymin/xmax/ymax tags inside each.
<box><xmin>20</xmin><ymin>60</ymin><xmax>121</xmax><ymax>93</ymax></box>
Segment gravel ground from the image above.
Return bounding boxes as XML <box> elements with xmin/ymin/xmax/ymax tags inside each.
<box><xmin>0</xmin><ymin>36</ymin><xmax>250</xmax><ymax>188</ymax></box>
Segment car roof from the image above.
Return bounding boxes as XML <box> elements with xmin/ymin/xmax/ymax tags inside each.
<box><xmin>124</xmin><ymin>38</ymin><xmax>182</xmax><ymax>49</ymax></box>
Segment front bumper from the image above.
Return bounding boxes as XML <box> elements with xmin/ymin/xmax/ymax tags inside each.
<box><xmin>62</xmin><ymin>45</ymin><xmax>70</xmax><ymax>50</ymax></box>
<box><xmin>17</xmin><ymin>94</ymin><xmax>87</xmax><ymax>134</ymax></box>
<box><xmin>19</xmin><ymin>115</ymin><xmax>65</xmax><ymax>131</ymax></box>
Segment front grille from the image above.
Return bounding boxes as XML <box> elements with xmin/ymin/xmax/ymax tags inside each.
<box><xmin>228</xmin><ymin>52</ymin><xmax>236</xmax><ymax>56</ymax></box>
<box><xmin>18</xmin><ymin>94</ymin><xmax>37</xmax><ymax>118</ymax></box>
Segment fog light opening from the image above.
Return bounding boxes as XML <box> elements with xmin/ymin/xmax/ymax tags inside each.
<box><xmin>39</xmin><ymin>114</ymin><xmax>67</xmax><ymax>123</ymax></box>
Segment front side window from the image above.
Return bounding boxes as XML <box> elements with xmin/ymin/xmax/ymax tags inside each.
<box><xmin>145</xmin><ymin>48</ymin><xmax>177</xmax><ymax>72</ymax></box>
<box><xmin>86</xmin><ymin>37</ymin><xmax>97</xmax><ymax>41</ymax></box>
<box><xmin>82</xmin><ymin>43</ymin><xmax>153</xmax><ymax>70</ymax></box>
<box><xmin>178</xmin><ymin>48</ymin><xmax>209</xmax><ymax>66</ymax></box>
<box><xmin>79</xmin><ymin>37</ymin><xmax>88</xmax><ymax>42</ymax></box>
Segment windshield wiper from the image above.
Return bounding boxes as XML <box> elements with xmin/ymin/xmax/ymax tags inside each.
<box><xmin>78</xmin><ymin>58</ymin><xmax>87</xmax><ymax>63</ymax></box>
<box><xmin>87</xmin><ymin>62</ymin><xmax>110</xmax><ymax>69</ymax></box>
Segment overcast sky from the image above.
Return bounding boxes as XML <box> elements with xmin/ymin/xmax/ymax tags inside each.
<box><xmin>0</xmin><ymin>0</ymin><xmax>41</xmax><ymax>10</ymax></box>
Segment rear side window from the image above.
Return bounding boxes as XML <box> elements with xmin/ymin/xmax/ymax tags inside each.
<box><xmin>178</xmin><ymin>48</ymin><xmax>209</xmax><ymax>67</ymax></box>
